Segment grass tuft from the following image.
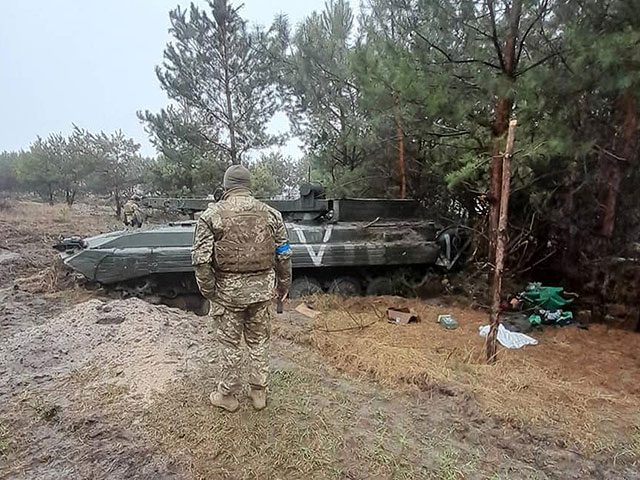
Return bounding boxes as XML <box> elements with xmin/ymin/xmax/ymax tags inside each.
<box><xmin>0</xmin><ymin>423</ymin><xmax>14</xmax><ymax>457</ymax></box>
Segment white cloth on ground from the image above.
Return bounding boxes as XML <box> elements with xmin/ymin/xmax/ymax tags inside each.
<box><xmin>478</xmin><ymin>324</ymin><xmax>538</xmax><ymax>349</ymax></box>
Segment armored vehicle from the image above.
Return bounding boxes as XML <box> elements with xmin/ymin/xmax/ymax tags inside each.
<box><xmin>55</xmin><ymin>184</ymin><xmax>467</xmax><ymax>301</ymax></box>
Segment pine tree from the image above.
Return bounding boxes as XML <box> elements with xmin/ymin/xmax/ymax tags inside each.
<box><xmin>16</xmin><ymin>136</ymin><xmax>62</xmax><ymax>205</ymax></box>
<box><xmin>278</xmin><ymin>0</ymin><xmax>368</xmax><ymax>184</ymax></box>
<box><xmin>141</xmin><ymin>0</ymin><xmax>279</xmax><ymax>166</ymax></box>
<box><xmin>76</xmin><ymin>128</ymin><xmax>146</xmax><ymax>217</ymax></box>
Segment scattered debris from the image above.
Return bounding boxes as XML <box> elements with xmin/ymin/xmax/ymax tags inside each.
<box><xmin>437</xmin><ymin>314</ymin><xmax>458</xmax><ymax>329</ymax></box>
<box><xmin>478</xmin><ymin>324</ymin><xmax>538</xmax><ymax>349</ymax></box>
<box><xmin>529</xmin><ymin>309</ymin><xmax>573</xmax><ymax>326</ymax></box>
<box><xmin>511</xmin><ymin>282</ymin><xmax>579</xmax><ymax>328</ymax></box>
<box><xmin>295</xmin><ymin>303</ymin><xmax>319</xmax><ymax>318</ymax></box>
<box><xmin>387</xmin><ymin>307</ymin><xmax>420</xmax><ymax>324</ymax></box>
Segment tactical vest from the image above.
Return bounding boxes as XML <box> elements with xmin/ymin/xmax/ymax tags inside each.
<box><xmin>214</xmin><ymin>209</ymin><xmax>275</xmax><ymax>273</ymax></box>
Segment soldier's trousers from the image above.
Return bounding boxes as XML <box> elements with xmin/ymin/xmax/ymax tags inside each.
<box><xmin>215</xmin><ymin>300</ymin><xmax>272</xmax><ymax>395</ymax></box>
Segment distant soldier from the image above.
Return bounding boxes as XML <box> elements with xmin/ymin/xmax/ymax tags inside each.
<box><xmin>122</xmin><ymin>194</ymin><xmax>145</xmax><ymax>228</ymax></box>
<box><xmin>192</xmin><ymin>165</ymin><xmax>292</xmax><ymax>412</ymax></box>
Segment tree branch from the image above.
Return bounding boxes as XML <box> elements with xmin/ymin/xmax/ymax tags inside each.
<box><xmin>487</xmin><ymin>0</ymin><xmax>506</xmax><ymax>71</ymax></box>
<box><xmin>516</xmin><ymin>0</ymin><xmax>549</xmax><ymax>66</ymax></box>
<box><xmin>413</xmin><ymin>30</ymin><xmax>502</xmax><ymax>70</ymax></box>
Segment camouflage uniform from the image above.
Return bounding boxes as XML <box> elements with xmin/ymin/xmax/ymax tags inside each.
<box><xmin>122</xmin><ymin>199</ymin><xmax>145</xmax><ymax>228</ymax></box>
<box><xmin>192</xmin><ymin>187</ymin><xmax>292</xmax><ymax>396</ymax></box>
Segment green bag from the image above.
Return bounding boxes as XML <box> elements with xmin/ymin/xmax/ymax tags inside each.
<box><xmin>520</xmin><ymin>282</ymin><xmax>572</xmax><ymax>310</ymax></box>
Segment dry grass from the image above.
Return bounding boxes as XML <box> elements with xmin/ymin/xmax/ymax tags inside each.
<box><xmin>294</xmin><ymin>295</ymin><xmax>640</xmax><ymax>455</ymax></box>
<box><xmin>0</xmin><ymin>200</ymin><xmax>112</xmax><ymax>223</ymax></box>
<box><xmin>0</xmin><ymin>201</ymin><xmax>116</xmax><ymax>241</ymax></box>
<box><xmin>15</xmin><ymin>256</ymin><xmax>70</xmax><ymax>293</ymax></box>
<box><xmin>0</xmin><ymin>201</ymin><xmax>116</xmax><ymax>288</ymax></box>
<box><xmin>57</xmin><ymin>355</ymin><xmax>477</xmax><ymax>479</ymax></box>
<box><xmin>0</xmin><ymin>422</ymin><xmax>14</xmax><ymax>458</ymax></box>
<box><xmin>139</xmin><ymin>366</ymin><xmax>485</xmax><ymax>480</ymax></box>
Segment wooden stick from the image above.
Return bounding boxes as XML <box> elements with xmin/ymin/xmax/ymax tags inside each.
<box><xmin>486</xmin><ymin>119</ymin><xmax>518</xmax><ymax>363</ymax></box>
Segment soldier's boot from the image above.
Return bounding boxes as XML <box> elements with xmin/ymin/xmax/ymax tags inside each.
<box><xmin>248</xmin><ymin>388</ymin><xmax>267</xmax><ymax>411</ymax></box>
<box><xmin>210</xmin><ymin>391</ymin><xmax>239</xmax><ymax>413</ymax></box>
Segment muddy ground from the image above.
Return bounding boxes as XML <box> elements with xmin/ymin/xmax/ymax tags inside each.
<box><xmin>0</xmin><ymin>201</ymin><xmax>638</xmax><ymax>479</ymax></box>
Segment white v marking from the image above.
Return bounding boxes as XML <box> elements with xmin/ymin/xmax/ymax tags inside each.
<box><xmin>293</xmin><ymin>225</ymin><xmax>333</xmax><ymax>267</ymax></box>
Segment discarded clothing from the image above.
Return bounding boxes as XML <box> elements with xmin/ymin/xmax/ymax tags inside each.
<box><xmin>529</xmin><ymin>309</ymin><xmax>573</xmax><ymax>326</ymax></box>
<box><xmin>519</xmin><ymin>282</ymin><xmax>573</xmax><ymax>311</ymax></box>
<box><xmin>515</xmin><ymin>283</ymin><xmax>576</xmax><ymax>327</ymax></box>
<box><xmin>478</xmin><ymin>324</ymin><xmax>538</xmax><ymax>349</ymax></box>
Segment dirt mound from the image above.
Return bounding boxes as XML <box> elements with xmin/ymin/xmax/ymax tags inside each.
<box><xmin>0</xmin><ymin>297</ymin><xmax>209</xmax><ymax>400</ymax></box>
<box><xmin>0</xmin><ymin>288</ymin><xmax>56</xmax><ymax>340</ymax></box>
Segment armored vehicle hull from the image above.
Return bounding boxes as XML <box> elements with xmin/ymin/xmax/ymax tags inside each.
<box><xmin>56</xmin><ymin>186</ymin><xmax>467</xmax><ymax>299</ymax></box>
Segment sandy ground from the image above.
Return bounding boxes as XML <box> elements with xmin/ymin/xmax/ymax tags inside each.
<box><xmin>0</xmin><ymin>200</ymin><xmax>639</xmax><ymax>479</ymax></box>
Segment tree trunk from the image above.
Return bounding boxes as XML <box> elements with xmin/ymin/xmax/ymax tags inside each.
<box><xmin>186</xmin><ymin>169</ymin><xmax>194</xmax><ymax>195</ymax></box>
<box><xmin>338</xmin><ymin>105</ymin><xmax>350</xmax><ymax>169</ymax></box>
<box><xmin>487</xmin><ymin>119</ymin><xmax>517</xmax><ymax>364</ymax></box>
<box><xmin>224</xmin><ymin>80</ymin><xmax>238</xmax><ymax>165</ymax></box>
<box><xmin>114</xmin><ymin>187</ymin><xmax>122</xmax><ymax>218</ymax></box>
<box><xmin>601</xmin><ymin>89</ymin><xmax>638</xmax><ymax>238</ymax></box>
<box><xmin>395</xmin><ymin>106</ymin><xmax>407</xmax><ymax>199</ymax></box>
<box><xmin>559</xmin><ymin>157</ymin><xmax>580</xmax><ymax>270</ymax></box>
<box><xmin>489</xmin><ymin>98</ymin><xmax>513</xmax><ymax>253</ymax></box>
<box><xmin>221</xmin><ymin>14</ymin><xmax>238</xmax><ymax>165</ymax></box>
<box><xmin>488</xmin><ymin>0</ymin><xmax>522</xmax><ymax>258</ymax></box>
<box><xmin>65</xmin><ymin>189</ymin><xmax>76</xmax><ymax>207</ymax></box>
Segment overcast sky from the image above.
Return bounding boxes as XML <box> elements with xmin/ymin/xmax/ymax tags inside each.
<box><xmin>0</xmin><ymin>0</ymin><xmax>333</xmax><ymax>158</ymax></box>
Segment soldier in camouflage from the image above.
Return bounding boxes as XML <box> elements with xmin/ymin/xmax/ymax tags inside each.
<box><xmin>122</xmin><ymin>194</ymin><xmax>145</xmax><ymax>228</ymax></box>
<box><xmin>192</xmin><ymin>165</ymin><xmax>292</xmax><ymax>412</ymax></box>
